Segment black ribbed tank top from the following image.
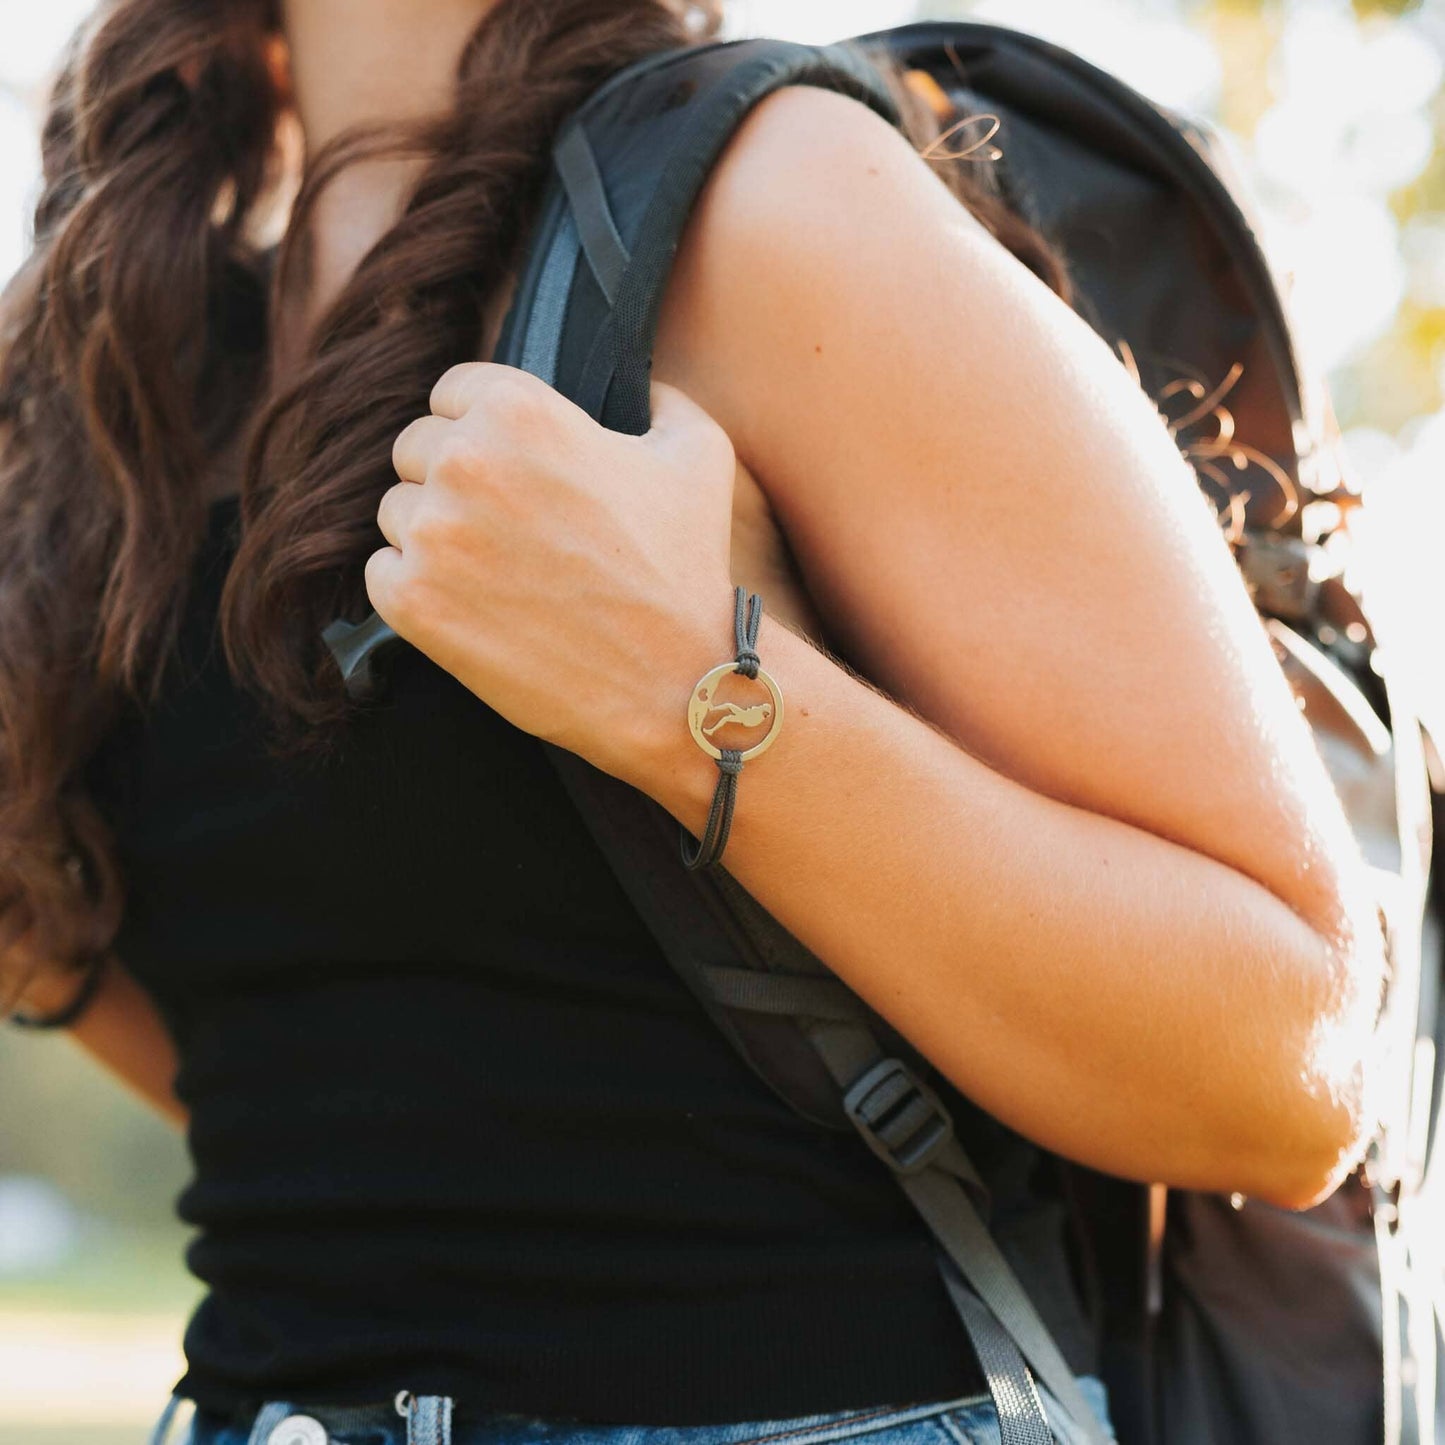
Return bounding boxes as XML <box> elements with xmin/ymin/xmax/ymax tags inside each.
<box><xmin>83</xmin><ymin>496</ymin><xmax>1095</xmax><ymax>1422</ymax></box>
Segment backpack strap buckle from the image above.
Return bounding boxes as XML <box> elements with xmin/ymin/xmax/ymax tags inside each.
<box><xmin>843</xmin><ymin>1058</ymin><xmax>954</xmax><ymax>1175</ymax></box>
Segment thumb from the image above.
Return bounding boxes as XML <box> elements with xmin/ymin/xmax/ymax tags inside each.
<box><xmin>645</xmin><ymin>379</ymin><xmax>734</xmax><ymax>471</ymax></box>
<box><xmin>645</xmin><ymin>378</ymin><xmax>710</xmax><ymax>435</ymax></box>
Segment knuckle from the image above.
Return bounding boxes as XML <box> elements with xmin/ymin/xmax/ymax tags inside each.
<box><xmin>486</xmin><ymin>369</ymin><xmax>551</xmax><ymax>435</ymax></box>
<box><xmin>431</xmin><ymin>432</ymin><xmax>486</xmax><ymax>486</ymax></box>
<box><xmin>407</xmin><ymin>498</ymin><xmax>456</xmax><ymax>551</ymax></box>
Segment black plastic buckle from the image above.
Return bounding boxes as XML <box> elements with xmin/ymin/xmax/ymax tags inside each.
<box><xmin>321</xmin><ymin>612</ymin><xmax>402</xmax><ymax>699</ymax></box>
<box><xmin>843</xmin><ymin>1058</ymin><xmax>954</xmax><ymax>1175</ymax></box>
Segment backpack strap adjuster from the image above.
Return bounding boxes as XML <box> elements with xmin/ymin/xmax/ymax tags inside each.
<box><xmin>843</xmin><ymin>1058</ymin><xmax>955</xmax><ymax>1175</ymax></box>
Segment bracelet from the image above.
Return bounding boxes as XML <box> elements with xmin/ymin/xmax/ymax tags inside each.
<box><xmin>7</xmin><ymin>951</ymin><xmax>110</xmax><ymax>1031</ymax></box>
<box><xmin>680</xmin><ymin>586</ymin><xmax>783</xmax><ymax>871</ymax></box>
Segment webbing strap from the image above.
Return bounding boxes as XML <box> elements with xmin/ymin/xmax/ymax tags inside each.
<box><xmin>944</xmin><ymin>1263</ymin><xmax>1056</xmax><ymax>1445</ymax></box>
<box><xmin>519</xmin><ymin>208</ymin><xmax>579</xmax><ymax>387</ymax></box>
<box><xmin>553</xmin><ymin>125</ymin><xmax>630</xmax><ymax>305</ymax></box>
<box><xmin>804</xmin><ymin>1019</ymin><xmax>1109</xmax><ymax>1445</ymax></box>
<box><xmin>899</xmin><ymin>1162</ymin><xmax>1107</xmax><ymax>1442</ymax></box>
<box><xmin>806</xmin><ymin>1019</ymin><xmax>987</xmax><ymax>1204</ymax></box>
<box><xmin>700</xmin><ymin>963</ymin><xmax>866</xmax><ymax>1021</ymax></box>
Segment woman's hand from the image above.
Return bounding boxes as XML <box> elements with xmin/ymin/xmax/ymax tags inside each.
<box><xmin>367</xmin><ymin>364</ymin><xmax>737</xmax><ymax>784</ymax></box>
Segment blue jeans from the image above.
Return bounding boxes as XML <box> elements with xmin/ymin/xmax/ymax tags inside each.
<box><xmin>151</xmin><ymin>1378</ymin><xmax>1115</xmax><ymax>1445</ymax></box>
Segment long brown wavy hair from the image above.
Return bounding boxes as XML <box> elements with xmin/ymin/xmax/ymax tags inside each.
<box><xmin>0</xmin><ymin>0</ymin><xmax>1071</xmax><ymax>999</ymax></box>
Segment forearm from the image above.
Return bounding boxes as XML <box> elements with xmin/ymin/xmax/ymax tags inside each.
<box><xmin>16</xmin><ymin>958</ymin><xmax>186</xmax><ymax>1127</ymax></box>
<box><xmin>626</xmin><ymin>607</ymin><xmax>1381</xmax><ymax>1208</ymax></box>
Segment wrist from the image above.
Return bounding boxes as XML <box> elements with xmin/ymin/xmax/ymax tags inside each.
<box><xmin>9</xmin><ymin>953</ymin><xmax>110</xmax><ymax>1030</ymax></box>
<box><xmin>615</xmin><ymin>592</ymin><xmax>794</xmax><ymax>836</ymax></box>
<box><xmin>606</xmin><ymin>587</ymin><xmax>733</xmax><ymax>808</ymax></box>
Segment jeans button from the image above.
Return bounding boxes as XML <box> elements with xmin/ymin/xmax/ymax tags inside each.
<box><xmin>267</xmin><ymin>1416</ymin><xmax>328</xmax><ymax>1445</ymax></box>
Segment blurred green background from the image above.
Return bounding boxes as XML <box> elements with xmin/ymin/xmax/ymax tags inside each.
<box><xmin>2</xmin><ymin>0</ymin><xmax>1444</xmax><ymax>1438</ymax></box>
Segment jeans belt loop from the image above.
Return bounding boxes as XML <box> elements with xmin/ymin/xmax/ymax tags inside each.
<box><xmin>399</xmin><ymin>1393</ymin><xmax>455</xmax><ymax>1445</ymax></box>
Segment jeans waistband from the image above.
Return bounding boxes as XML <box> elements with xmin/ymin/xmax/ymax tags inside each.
<box><xmin>152</xmin><ymin>1377</ymin><xmax>1113</xmax><ymax>1445</ymax></box>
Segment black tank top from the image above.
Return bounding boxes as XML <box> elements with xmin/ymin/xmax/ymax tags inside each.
<box><xmin>84</xmin><ymin>496</ymin><xmax>1096</xmax><ymax>1422</ymax></box>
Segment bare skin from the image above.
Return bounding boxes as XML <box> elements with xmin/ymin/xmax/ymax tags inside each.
<box><xmin>17</xmin><ymin>0</ymin><xmax>1384</xmax><ymax>1208</ymax></box>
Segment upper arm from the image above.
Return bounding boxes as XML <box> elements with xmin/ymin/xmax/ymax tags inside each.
<box><xmin>653</xmin><ymin>85</ymin><xmax>1360</xmax><ymax>939</ymax></box>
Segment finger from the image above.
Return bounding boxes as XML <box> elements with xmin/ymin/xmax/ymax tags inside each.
<box><xmin>429</xmin><ymin>361</ymin><xmax>546</xmax><ymax>419</ymax></box>
<box><xmin>376</xmin><ymin>480</ymin><xmax>423</xmax><ymax>551</ymax></box>
<box><xmin>430</xmin><ymin>361</ymin><xmax>586</xmax><ymax>436</ymax></box>
<box><xmin>429</xmin><ymin>362</ymin><xmax>487</xmax><ymax>420</ymax></box>
<box><xmin>392</xmin><ymin>414</ymin><xmax>454</xmax><ymax>483</ymax></box>
<box><xmin>364</xmin><ymin>545</ymin><xmax>407</xmax><ymax>625</ymax></box>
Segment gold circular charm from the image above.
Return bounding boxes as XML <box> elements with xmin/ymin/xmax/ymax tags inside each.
<box><xmin>687</xmin><ymin>662</ymin><xmax>783</xmax><ymax>762</ymax></box>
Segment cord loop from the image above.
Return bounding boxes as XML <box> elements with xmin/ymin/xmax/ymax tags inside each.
<box><xmin>681</xmin><ymin>588</ymin><xmax>779</xmax><ymax>870</ymax></box>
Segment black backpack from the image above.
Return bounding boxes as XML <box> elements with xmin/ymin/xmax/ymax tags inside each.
<box><xmin>324</xmin><ymin>24</ymin><xmax>1443</xmax><ymax>1445</ymax></box>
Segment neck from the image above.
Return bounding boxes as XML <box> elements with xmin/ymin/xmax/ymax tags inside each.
<box><xmin>283</xmin><ymin>0</ymin><xmax>500</xmax><ymax>154</ymax></box>
<box><xmin>277</xmin><ymin>0</ymin><xmax>500</xmax><ymax>342</ymax></box>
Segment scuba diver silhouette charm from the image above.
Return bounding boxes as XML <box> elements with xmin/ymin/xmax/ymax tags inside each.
<box><xmin>701</xmin><ymin>697</ymin><xmax>773</xmax><ymax>738</ymax></box>
<box><xmin>687</xmin><ymin>662</ymin><xmax>784</xmax><ymax>763</ymax></box>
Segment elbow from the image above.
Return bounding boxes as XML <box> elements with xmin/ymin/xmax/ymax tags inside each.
<box><xmin>1240</xmin><ymin>930</ymin><xmax>1383</xmax><ymax>1212</ymax></box>
<box><xmin>1246</xmin><ymin>1083</ymin><xmax>1369</xmax><ymax>1212</ymax></box>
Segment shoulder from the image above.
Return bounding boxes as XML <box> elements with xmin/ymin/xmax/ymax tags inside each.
<box><xmin>678</xmin><ymin>80</ymin><xmax>939</xmax><ymax>234</ymax></box>
<box><xmin>650</xmin><ymin>78</ymin><xmax>1075</xmax><ymax>456</ymax></box>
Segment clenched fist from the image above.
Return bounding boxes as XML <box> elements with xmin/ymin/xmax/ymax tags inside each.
<box><xmin>367</xmin><ymin>363</ymin><xmax>738</xmax><ymax>786</ymax></box>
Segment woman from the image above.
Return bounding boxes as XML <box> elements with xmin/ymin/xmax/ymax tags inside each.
<box><xmin>1</xmin><ymin>1</ymin><xmax>1385</xmax><ymax>1443</ymax></box>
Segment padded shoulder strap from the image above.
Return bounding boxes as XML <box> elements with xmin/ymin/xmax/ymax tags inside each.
<box><xmin>493</xmin><ymin>37</ymin><xmax>898</xmax><ymax>432</ymax></box>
